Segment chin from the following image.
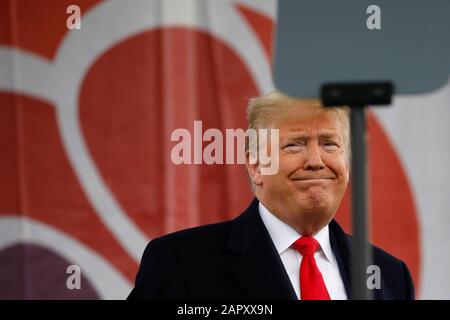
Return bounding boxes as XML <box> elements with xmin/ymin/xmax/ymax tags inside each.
<box><xmin>297</xmin><ymin>197</ymin><xmax>335</xmax><ymax>222</ymax></box>
<box><xmin>300</xmin><ymin>192</ymin><xmax>330</xmax><ymax>211</ymax></box>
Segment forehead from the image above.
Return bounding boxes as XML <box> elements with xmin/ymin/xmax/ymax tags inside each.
<box><xmin>271</xmin><ymin>104</ymin><xmax>346</xmax><ymax>137</ymax></box>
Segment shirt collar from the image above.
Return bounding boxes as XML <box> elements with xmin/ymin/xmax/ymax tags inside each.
<box><xmin>258</xmin><ymin>201</ymin><xmax>335</xmax><ymax>264</ymax></box>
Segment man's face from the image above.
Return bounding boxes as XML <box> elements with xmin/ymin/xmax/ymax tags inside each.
<box><xmin>250</xmin><ymin>104</ymin><xmax>349</xmax><ymax>235</ymax></box>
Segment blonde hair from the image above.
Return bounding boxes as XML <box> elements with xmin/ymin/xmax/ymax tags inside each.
<box><xmin>246</xmin><ymin>90</ymin><xmax>351</xmax><ymax>161</ymax></box>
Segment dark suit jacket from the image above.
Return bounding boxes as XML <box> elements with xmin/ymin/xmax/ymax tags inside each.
<box><xmin>128</xmin><ymin>198</ymin><xmax>415</xmax><ymax>300</ymax></box>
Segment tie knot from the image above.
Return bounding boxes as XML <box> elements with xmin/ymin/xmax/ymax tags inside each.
<box><xmin>292</xmin><ymin>236</ymin><xmax>320</xmax><ymax>256</ymax></box>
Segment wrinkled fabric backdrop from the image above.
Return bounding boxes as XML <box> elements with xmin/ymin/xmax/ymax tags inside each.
<box><xmin>0</xmin><ymin>0</ymin><xmax>449</xmax><ymax>299</ymax></box>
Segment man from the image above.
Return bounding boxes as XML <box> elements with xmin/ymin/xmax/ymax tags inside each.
<box><xmin>128</xmin><ymin>91</ymin><xmax>415</xmax><ymax>300</ymax></box>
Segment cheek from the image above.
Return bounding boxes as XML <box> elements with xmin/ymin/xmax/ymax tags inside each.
<box><xmin>326</xmin><ymin>154</ymin><xmax>349</xmax><ymax>180</ymax></box>
<box><xmin>279</xmin><ymin>153</ymin><xmax>303</xmax><ymax>172</ymax></box>
<box><xmin>261</xmin><ymin>166</ymin><xmax>292</xmax><ymax>193</ymax></box>
<box><xmin>261</xmin><ymin>173</ymin><xmax>279</xmax><ymax>188</ymax></box>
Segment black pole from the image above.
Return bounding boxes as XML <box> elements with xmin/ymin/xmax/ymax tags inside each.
<box><xmin>350</xmin><ymin>106</ymin><xmax>372</xmax><ymax>300</ymax></box>
<box><xmin>321</xmin><ymin>82</ymin><xmax>392</xmax><ymax>300</ymax></box>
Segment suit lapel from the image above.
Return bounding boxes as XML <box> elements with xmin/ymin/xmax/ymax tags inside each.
<box><xmin>329</xmin><ymin>220</ymin><xmax>384</xmax><ymax>300</ymax></box>
<box><xmin>329</xmin><ymin>220</ymin><xmax>353</xmax><ymax>299</ymax></box>
<box><xmin>225</xmin><ymin>198</ymin><xmax>297</xmax><ymax>300</ymax></box>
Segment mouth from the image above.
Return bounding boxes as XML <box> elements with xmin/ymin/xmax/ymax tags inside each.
<box><xmin>291</xmin><ymin>178</ymin><xmax>335</xmax><ymax>187</ymax></box>
<box><xmin>292</xmin><ymin>178</ymin><xmax>334</xmax><ymax>181</ymax></box>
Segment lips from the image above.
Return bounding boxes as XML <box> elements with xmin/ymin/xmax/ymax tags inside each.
<box><xmin>292</xmin><ymin>178</ymin><xmax>334</xmax><ymax>188</ymax></box>
<box><xmin>292</xmin><ymin>177</ymin><xmax>334</xmax><ymax>181</ymax></box>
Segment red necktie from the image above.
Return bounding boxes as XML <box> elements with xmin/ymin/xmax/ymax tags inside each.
<box><xmin>292</xmin><ymin>236</ymin><xmax>331</xmax><ymax>300</ymax></box>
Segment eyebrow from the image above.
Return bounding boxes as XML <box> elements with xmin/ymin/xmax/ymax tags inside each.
<box><xmin>285</xmin><ymin>130</ymin><xmax>342</xmax><ymax>141</ymax></box>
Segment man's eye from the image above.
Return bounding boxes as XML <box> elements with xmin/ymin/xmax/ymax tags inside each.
<box><xmin>323</xmin><ymin>142</ymin><xmax>339</xmax><ymax>150</ymax></box>
<box><xmin>284</xmin><ymin>143</ymin><xmax>303</xmax><ymax>151</ymax></box>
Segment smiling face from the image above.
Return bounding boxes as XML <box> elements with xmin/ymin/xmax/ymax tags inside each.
<box><xmin>247</xmin><ymin>101</ymin><xmax>350</xmax><ymax>236</ymax></box>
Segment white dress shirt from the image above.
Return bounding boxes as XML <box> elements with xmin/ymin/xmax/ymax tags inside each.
<box><xmin>258</xmin><ymin>202</ymin><xmax>348</xmax><ymax>300</ymax></box>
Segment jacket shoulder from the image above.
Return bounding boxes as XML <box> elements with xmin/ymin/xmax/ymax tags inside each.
<box><xmin>153</xmin><ymin>219</ymin><xmax>233</xmax><ymax>249</ymax></box>
<box><xmin>341</xmin><ymin>232</ymin><xmax>415</xmax><ymax>300</ymax></box>
<box><xmin>127</xmin><ymin>219</ymin><xmax>234</xmax><ymax>300</ymax></box>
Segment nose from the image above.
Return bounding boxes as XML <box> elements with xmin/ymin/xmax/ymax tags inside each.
<box><xmin>303</xmin><ymin>143</ymin><xmax>325</xmax><ymax>170</ymax></box>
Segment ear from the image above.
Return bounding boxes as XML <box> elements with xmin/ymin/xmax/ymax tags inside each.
<box><xmin>245</xmin><ymin>151</ymin><xmax>263</xmax><ymax>186</ymax></box>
